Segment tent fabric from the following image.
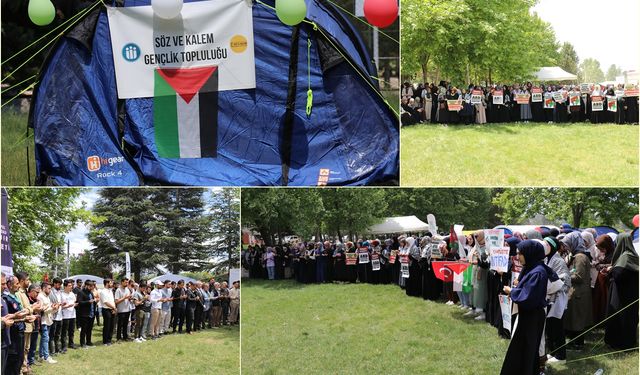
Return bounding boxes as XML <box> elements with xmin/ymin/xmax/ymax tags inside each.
<box><xmin>494</xmin><ymin>225</ymin><xmax>560</xmax><ymax>235</ymax></box>
<box><xmin>368</xmin><ymin>216</ymin><xmax>430</xmax><ymax>234</ymax></box>
<box><xmin>30</xmin><ymin>0</ymin><xmax>398</xmax><ymax>186</ymax></box>
<box><xmin>590</xmin><ymin>225</ymin><xmax>619</xmax><ymax>238</ymax></box>
<box><xmin>148</xmin><ymin>273</ymin><xmax>199</xmax><ymax>285</ymax></box>
<box><xmin>534</xmin><ymin>67</ymin><xmax>578</xmax><ymax>82</ymax></box>
<box><xmin>66</xmin><ymin>274</ymin><xmax>105</xmax><ymax>286</ymax></box>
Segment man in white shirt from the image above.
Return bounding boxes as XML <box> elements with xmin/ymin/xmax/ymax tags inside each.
<box><xmin>37</xmin><ymin>282</ymin><xmax>58</xmax><ymax>363</ymax></box>
<box><xmin>99</xmin><ymin>279</ymin><xmax>116</xmax><ymax>346</ymax></box>
<box><xmin>149</xmin><ymin>281</ymin><xmax>165</xmax><ymax>340</ymax></box>
<box><xmin>228</xmin><ymin>281</ymin><xmax>240</xmax><ymax>325</ymax></box>
<box><xmin>60</xmin><ymin>279</ymin><xmax>77</xmax><ymax>353</ymax></box>
<box><xmin>114</xmin><ymin>278</ymin><xmax>131</xmax><ymax>342</ymax></box>
<box><xmin>49</xmin><ymin>278</ymin><xmax>64</xmax><ymax>356</ymax></box>
<box><xmin>161</xmin><ymin>280</ymin><xmax>173</xmax><ymax>335</ymax></box>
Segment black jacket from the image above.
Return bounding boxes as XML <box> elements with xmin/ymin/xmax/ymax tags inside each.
<box><xmin>76</xmin><ymin>288</ymin><xmax>95</xmax><ymax>318</ymax></box>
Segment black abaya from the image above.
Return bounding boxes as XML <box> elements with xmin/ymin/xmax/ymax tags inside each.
<box><xmin>500</xmin><ymin>308</ymin><xmax>546</xmax><ymax>375</ymax></box>
<box><xmin>604</xmin><ymin>267</ymin><xmax>639</xmax><ymax>349</ymax></box>
<box><xmin>406</xmin><ymin>258</ymin><xmax>422</xmax><ymax>297</ymax></box>
<box><xmin>420</xmin><ymin>259</ymin><xmax>441</xmax><ymax>300</ymax></box>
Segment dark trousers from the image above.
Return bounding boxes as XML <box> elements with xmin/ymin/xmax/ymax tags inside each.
<box><xmin>546</xmin><ymin>316</ymin><xmax>566</xmax><ymax>360</ymax></box>
<box><xmin>27</xmin><ymin>330</ymin><xmax>38</xmax><ymax>364</ymax></box>
<box><xmin>6</xmin><ymin>331</ymin><xmax>24</xmax><ymax>375</ymax></box>
<box><xmin>222</xmin><ymin>301</ymin><xmax>230</xmax><ymax>324</ymax></box>
<box><xmin>2</xmin><ymin>346</ymin><xmax>7</xmax><ymax>374</ymax></box>
<box><xmin>185</xmin><ymin>307</ymin><xmax>195</xmax><ymax>333</ymax></box>
<box><xmin>78</xmin><ymin>316</ymin><xmax>94</xmax><ymax>346</ymax></box>
<box><xmin>116</xmin><ymin>312</ymin><xmax>129</xmax><ymax>341</ymax></box>
<box><xmin>194</xmin><ymin>305</ymin><xmax>203</xmax><ymax>331</ymax></box>
<box><xmin>173</xmin><ymin>307</ymin><xmax>185</xmax><ymax>332</ymax></box>
<box><xmin>61</xmin><ymin>318</ymin><xmax>75</xmax><ymax>350</ymax></box>
<box><xmin>102</xmin><ymin>308</ymin><xmax>114</xmax><ymax>344</ymax></box>
<box><xmin>50</xmin><ymin>320</ymin><xmax>62</xmax><ymax>354</ymax></box>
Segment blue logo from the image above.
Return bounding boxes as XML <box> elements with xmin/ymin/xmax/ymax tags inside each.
<box><xmin>122</xmin><ymin>43</ymin><xmax>141</xmax><ymax>62</ymax></box>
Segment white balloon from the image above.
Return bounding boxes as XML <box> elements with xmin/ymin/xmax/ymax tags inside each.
<box><xmin>152</xmin><ymin>0</ymin><xmax>183</xmax><ymax>19</ymax></box>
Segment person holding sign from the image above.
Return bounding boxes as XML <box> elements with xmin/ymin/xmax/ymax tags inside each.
<box><xmin>344</xmin><ymin>242</ymin><xmax>358</xmax><ymax>284</ymax></box>
<box><xmin>356</xmin><ymin>241</ymin><xmax>371</xmax><ymax>284</ymax></box>
<box><xmin>500</xmin><ymin>240</ymin><xmax>556</xmax><ymax>375</ymax></box>
<box><xmin>589</xmin><ymin>86</ymin><xmax>605</xmax><ymax>124</ymax></box>
<box><xmin>542</xmin><ymin>236</ymin><xmax>571</xmax><ymax>365</ymax></box>
<box><xmin>419</xmin><ymin>235</ymin><xmax>442</xmax><ymax>301</ymax></box>
<box><xmin>469</xmin><ymin>231</ymin><xmax>489</xmax><ymax>320</ymax></box>
<box><xmin>370</xmin><ymin>240</ymin><xmax>382</xmax><ymax>285</ymax></box>
<box><xmin>445</xmin><ymin>87</ymin><xmax>462</xmax><ymax>124</ymax></box>
<box><xmin>332</xmin><ymin>243</ymin><xmax>347</xmax><ymax>283</ymax></box>
<box><xmin>405</xmin><ymin>237</ymin><xmax>422</xmax><ymax>297</ymax></box>
<box><xmin>553</xmin><ymin>88</ymin><xmax>568</xmax><ymax>123</ymax></box>
<box><xmin>515</xmin><ymin>87</ymin><xmax>532</xmax><ymax>122</ymax></box>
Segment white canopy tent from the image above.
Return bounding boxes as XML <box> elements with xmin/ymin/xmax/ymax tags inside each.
<box><xmin>368</xmin><ymin>216</ymin><xmax>430</xmax><ymax>234</ymax></box>
<box><xmin>148</xmin><ymin>273</ymin><xmax>198</xmax><ymax>285</ymax></box>
<box><xmin>534</xmin><ymin>67</ymin><xmax>578</xmax><ymax>81</ymax></box>
<box><xmin>66</xmin><ymin>274</ymin><xmax>105</xmax><ymax>288</ymax></box>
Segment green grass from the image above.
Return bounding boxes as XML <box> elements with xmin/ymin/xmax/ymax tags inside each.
<box><xmin>33</xmin><ymin>324</ymin><xmax>239</xmax><ymax>375</ymax></box>
<box><xmin>401</xmin><ymin>123</ymin><xmax>639</xmax><ymax>186</ymax></box>
<box><xmin>382</xmin><ymin>89</ymin><xmax>399</xmax><ymax>114</ymax></box>
<box><xmin>241</xmin><ymin>279</ymin><xmax>638</xmax><ymax>375</ymax></box>
<box><xmin>1</xmin><ymin>111</ymin><xmax>35</xmax><ymax>186</ymax></box>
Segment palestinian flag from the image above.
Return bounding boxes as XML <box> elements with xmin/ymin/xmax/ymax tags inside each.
<box><xmin>153</xmin><ymin>66</ymin><xmax>219</xmax><ymax>158</ymax></box>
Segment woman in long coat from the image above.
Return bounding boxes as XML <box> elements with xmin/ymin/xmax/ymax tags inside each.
<box><xmin>562</xmin><ymin>232</ymin><xmax>593</xmax><ymax>349</ymax></box>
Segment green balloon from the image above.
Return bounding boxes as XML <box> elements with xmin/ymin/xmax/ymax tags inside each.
<box><xmin>275</xmin><ymin>0</ymin><xmax>307</xmax><ymax>26</ymax></box>
<box><xmin>28</xmin><ymin>0</ymin><xmax>56</xmax><ymax>26</ymax></box>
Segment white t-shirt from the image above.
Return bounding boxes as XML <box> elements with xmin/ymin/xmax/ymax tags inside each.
<box><xmin>99</xmin><ymin>288</ymin><xmax>115</xmax><ymax>309</ymax></box>
<box><xmin>51</xmin><ymin>288</ymin><xmax>63</xmax><ymax>321</ymax></box>
<box><xmin>61</xmin><ymin>291</ymin><xmax>76</xmax><ymax>319</ymax></box>
<box><xmin>115</xmin><ymin>287</ymin><xmax>131</xmax><ymax>313</ymax></box>
<box><xmin>150</xmin><ymin>288</ymin><xmax>164</xmax><ymax>310</ymax></box>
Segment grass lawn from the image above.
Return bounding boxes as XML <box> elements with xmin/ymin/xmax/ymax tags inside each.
<box><xmin>241</xmin><ymin>279</ymin><xmax>638</xmax><ymax>375</ymax></box>
<box><xmin>33</xmin><ymin>324</ymin><xmax>239</xmax><ymax>375</ymax></box>
<box><xmin>1</xmin><ymin>110</ymin><xmax>35</xmax><ymax>186</ymax></box>
<box><xmin>401</xmin><ymin>123</ymin><xmax>639</xmax><ymax>186</ymax></box>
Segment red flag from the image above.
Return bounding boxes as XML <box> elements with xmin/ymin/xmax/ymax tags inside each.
<box><xmin>449</xmin><ymin>225</ymin><xmax>459</xmax><ymax>254</ymax></box>
<box><xmin>432</xmin><ymin>261</ymin><xmax>470</xmax><ymax>281</ymax></box>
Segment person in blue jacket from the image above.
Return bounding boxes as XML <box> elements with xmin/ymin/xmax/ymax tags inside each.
<box><xmin>500</xmin><ymin>240</ymin><xmax>556</xmax><ymax>375</ymax></box>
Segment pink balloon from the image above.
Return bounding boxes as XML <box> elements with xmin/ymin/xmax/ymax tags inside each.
<box><xmin>363</xmin><ymin>0</ymin><xmax>398</xmax><ymax>29</ymax></box>
<box><xmin>633</xmin><ymin>214</ymin><xmax>639</xmax><ymax>228</ymax></box>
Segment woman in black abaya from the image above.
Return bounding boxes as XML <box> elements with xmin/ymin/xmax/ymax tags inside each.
<box><xmin>500</xmin><ymin>240</ymin><xmax>554</xmax><ymax>375</ymax></box>
<box><xmin>344</xmin><ymin>242</ymin><xmax>358</xmax><ymax>283</ymax></box>
<box><xmin>604</xmin><ymin>230</ymin><xmax>639</xmax><ymax>349</ymax></box>
<box><xmin>332</xmin><ymin>243</ymin><xmax>347</xmax><ymax>283</ymax></box>
<box><xmin>420</xmin><ymin>236</ymin><xmax>441</xmax><ymax>301</ymax></box>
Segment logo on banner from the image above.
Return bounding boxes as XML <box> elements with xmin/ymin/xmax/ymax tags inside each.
<box><xmin>87</xmin><ymin>156</ymin><xmax>101</xmax><ymax>171</ymax></box>
<box><xmin>122</xmin><ymin>43</ymin><xmax>141</xmax><ymax>62</ymax></box>
<box><xmin>230</xmin><ymin>35</ymin><xmax>248</xmax><ymax>53</ymax></box>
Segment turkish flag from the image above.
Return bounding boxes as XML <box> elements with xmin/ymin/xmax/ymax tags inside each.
<box><xmin>431</xmin><ymin>261</ymin><xmax>470</xmax><ymax>281</ymax></box>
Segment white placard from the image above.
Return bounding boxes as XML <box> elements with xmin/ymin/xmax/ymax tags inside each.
<box><xmin>107</xmin><ymin>0</ymin><xmax>256</xmax><ymax>99</ymax></box>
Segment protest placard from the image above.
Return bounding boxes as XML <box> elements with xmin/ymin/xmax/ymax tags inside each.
<box><xmin>493</xmin><ymin>91</ymin><xmax>504</xmax><ymax>105</ymax></box>
<box><xmin>345</xmin><ymin>253</ymin><xmax>357</xmax><ymax>265</ymax></box>
<box><xmin>607</xmin><ymin>96</ymin><xmax>617</xmax><ymax>112</ymax></box>
<box><xmin>447</xmin><ymin>100</ymin><xmax>462</xmax><ymax>111</ymax></box>
<box><xmin>490</xmin><ymin>247</ymin><xmax>509</xmax><ymax>273</ymax></box>
<box><xmin>591</xmin><ymin>96</ymin><xmax>604</xmax><ymax>111</ymax></box>
<box><xmin>515</xmin><ymin>94</ymin><xmax>530</xmax><ymax>104</ymax></box>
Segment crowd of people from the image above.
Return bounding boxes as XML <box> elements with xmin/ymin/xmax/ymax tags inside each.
<box><xmin>400</xmin><ymin>81</ymin><xmax>640</xmax><ymax>126</ymax></box>
<box><xmin>1</xmin><ymin>273</ymin><xmax>240</xmax><ymax>375</ymax></box>
<box><xmin>243</xmin><ymin>223</ymin><xmax>638</xmax><ymax>375</ymax></box>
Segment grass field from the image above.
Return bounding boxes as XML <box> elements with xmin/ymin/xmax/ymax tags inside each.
<box><xmin>1</xmin><ymin>110</ymin><xmax>35</xmax><ymax>186</ymax></box>
<box><xmin>401</xmin><ymin>123</ymin><xmax>639</xmax><ymax>186</ymax></box>
<box><xmin>32</xmin><ymin>324</ymin><xmax>239</xmax><ymax>375</ymax></box>
<box><xmin>241</xmin><ymin>279</ymin><xmax>638</xmax><ymax>375</ymax></box>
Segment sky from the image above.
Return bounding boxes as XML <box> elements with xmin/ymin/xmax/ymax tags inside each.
<box><xmin>531</xmin><ymin>0</ymin><xmax>639</xmax><ymax>72</ymax></box>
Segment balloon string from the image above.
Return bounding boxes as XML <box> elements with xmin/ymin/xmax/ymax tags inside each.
<box><xmin>564</xmin><ymin>347</ymin><xmax>638</xmax><ymax>364</ymax></box>
<box><xmin>325</xmin><ymin>0</ymin><xmax>398</xmax><ymax>44</ymax></box>
<box><xmin>1</xmin><ymin>0</ymin><xmax>105</xmax><ymax>83</ymax></box>
<box><xmin>2</xmin><ymin>0</ymin><xmax>104</xmax><ymax>68</ymax></box>
<box><xmin>1</xmin><ymin>82</ymin><xmax>39</xmax><ymax>109</ymax></box>
<box><xmin>1</xmin><ymin>75</ymin><xmax>37</xmax><ymax>95</ymax></box>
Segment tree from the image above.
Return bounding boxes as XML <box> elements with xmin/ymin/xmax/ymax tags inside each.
<box><xmin>209</xmin><ymin>188</ymin><xmax>241</xmax><ymax>274</ymax></box>
<box><xmin>68</xmin><ymin>251</ymin><xmax>110</xmax><ymax>278</ymax></box>
<box><xmin>605</xmin><ymin>64</ymin><xmax>622</xmax><ymax>81</ymax></box>
<box><xmin>6</xmin><ymin>188</ymin><xmax>89</xmax><ymax>278</ymax></box>
<box><xmin>578</xmin><ymin>58</ymin><xmax>605</xmax><ymax>83</ymax></box>
<box><xmin>557</xmin><ymin>42</ymin><xmax>579</xmax><ymax>75</ymax></box>
<box><xmin>401</xmin><ymin>0</ymin><xmax>560</xmax><ymax>85</ymax></box>
<box><xmin>493</xmin><ymin>188</ymin><xmax>638</xmax><ymax>228</ymax></box>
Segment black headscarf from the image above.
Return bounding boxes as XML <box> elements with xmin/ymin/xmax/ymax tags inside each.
<box><xmin>518</xmin><ymin>240</ymin><xmax>558</xmax><ymax>282</ymax></box>
<box><xmin>506</xmin><ymin>236</ymin><xmax>521</xmax><ymax>256</ymax></box>
<box><xmin>544</xmin><ymin>236</ymin><xmax>560</xmax><ymax>260</ymax></box>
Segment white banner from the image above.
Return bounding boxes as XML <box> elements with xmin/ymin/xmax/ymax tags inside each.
<box><xmin>107</xmin><ymin>0</ymin><xmax>256</xmax><ymax>99</ymax></box>
<box><xmin>372</xmin><ymin>259</ymin><xmax>380</xmax><ymax>271</ymax></box>
<box><xmin>358</xmin><ymin>250</ymin><xmax>370</xmax><ymax>264</ymax></box>
<box><xmin>499</xmin><ymin>294</ymin><xmax>511</xmax><ymax>333</ymax></box>
<box><xmin>125</xmin><ymin>252</ymin><xmax>131</xmax><ymax>279</ymax></box>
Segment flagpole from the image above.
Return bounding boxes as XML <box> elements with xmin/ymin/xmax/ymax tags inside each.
<box><xmin>66</xmin><ymin>239</ymin><xmax>69</xmax><ymax>279</ymax></box>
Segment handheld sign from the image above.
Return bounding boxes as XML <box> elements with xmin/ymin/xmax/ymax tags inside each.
<box><xmin>345</xmin><ymin>253</ymin><xmax>357</xmax><ymax>265</ymax></box>
<box><xmin>484</xmin><ymin>229</ymin><xmax>504</xmax><ymax>250</ymax></box>
<box><xmin>471</xmin><ymin>90</ymin><xmax>483</xmax><ymax>104</ymax></box>
<box><xmin>490</xmin><ymin>247</ymin><xmax>509</xmax><ymax>273</ymax></box>
<box><xmin>447</xmin><ymin>100</ymin><xmax>462</xmax><ymax>111</ymax></box>
<box><xmin>493</xmin><ymin>91</ymin><xmax>504</xmax><ymax>105</ymax></box>
<box><xmin>499</xmin><ymin>295</ymin><xmax>512</xmax><ymax>333</ymax></box>
<box><xmin>430</xmin><ymin>243</ymin><xmax>443</xmax><ymax>259</ymax></box>
<box><xmin>515</xmin><ymin>94</ymin><xmax>530</xmax><ymax>104</ymax></box>
<box><xmin>615</xmin><ymin>90</ymin><xmax>625</xmax><ymax>98</ymax></box>
<box><xmin>371</xmin><ymin>253</ymin><xmax>380</xmax><ymax>271</ymax></box>
<box><xmin>358</xmin><ymin>248</ymin><xmax>370</xmax><ymax>264</ymax></box>
<box><xmin>569</xmin><ymin>93</ymin><xmax>581</xmax><ymax>106</ymax></box>
<box><xmin>531</xmin><ymin>88</ymin><xmax>543</xmax><ymax>102</ymax></box>
<box><xmin>553</xmin><ymin>92</ymin><xmax>564</xmax><ymax>102</ymax></box>
<box><xmin>607</xmin><ymin>96</ymin><xmax>617</xmax><ymax>112</ymax></box>
<box><xmin>591</xmin><ymin>96</ymin><xmax>604</xmax><ymax>111</ymax></box>
<box><xmin>389</xmin><ymin>252</ymin><xmax>396</xmax><ymax>264</ymax></box>
<box><xmin>580</xmin><ymin>83</ymin><xmax>591</xmax><ymax>94</ymax></box>
<box><xmin>543</xmin><ymin>94</ymin><xmax>555</xmax><ymax>109</ymax></box>
<box><xmin>624</xmin><ymin>88</ymin><xmax>639</xmax><ymax>97</ymax></box>
<box><xmin>401</xmin><ymin>263</ymin><xmax>409</xmax><ymax>278</ymax></box>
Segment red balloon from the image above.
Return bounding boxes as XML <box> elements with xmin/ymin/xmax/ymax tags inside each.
<box><xmin>633</xmin><ymin>214</ymin><xmax>639</xmax><ymax>228</ymax></box>
<box><xmin>363</xmin><ymin>0</ymin><xmax>398</xmax><ymax>29</ymax></box>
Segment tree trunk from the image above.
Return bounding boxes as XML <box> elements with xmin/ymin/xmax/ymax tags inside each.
<box><xmin>572</xmin><ymin>203</ymin><xmax>585</xmax><ymax>228</ymax></box>
<box><xmin>421</xmin><ymin>54</ymin><xmax>430</xmax><ymax>84</ymax></box>
<box><xmin>466</xmin><ymin>63</ymin><xmax>470</xmax><ymax>86</ymax></box>
<box><xmin>489</xmin><ymin>68</ymin><xmax>492</xmax><ymax>86</ymax></box>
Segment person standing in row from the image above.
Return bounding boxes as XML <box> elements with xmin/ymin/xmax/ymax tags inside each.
<box><xmin>60</xmin><ymin>279</ymin><xmax>77</xmax><ymax>353</ymax></box>
<box><xmin>99</xmin><ymin>279</ymin><xmax>116</xmax><ymax>346</ymax></box>
<box><xmin>149</xmin><ymin>281</ymin><xmax>165</xmax><ymax>340</ymax></box>
<box><xmin>185</xmin><ymin>282</ymin><xmax>198</xmax><ymax>334</ymax></box>
<box><xmin>114</xmin><ymin>278</ymin><xmax>132</xmax><ymax>342</ymax></box>
<box><xmin>171</xmin><ymin>280</ymin><xmax>187</xmax><ymax>333</ymax></box>
<box><xmin>161</xmin><ymin>280</ymin><xmax>173</xmax><ymax>335</ymax></box>
<box><xmin>228</xmin><ymin>281</ymin><xmax>240</xmax><ymax>325</ymax></box>
<box><xmin>76</xmin><ymin>280</ymin><xmax>96</xmax><ymax>348</ymax></box>
<box><xmin>48</xmin><ymin>278</ymin><xmax>64</xmax><ymax>356</ymax></box>
<box><xmin>211</xmin><ymin>282</ymin><xmax>222</xmax><ymax>328</ymax></box>
<box><xmin>37</xmin><ymin>281</ymin><xmax>58</xmax><ymax>364</ymax></box>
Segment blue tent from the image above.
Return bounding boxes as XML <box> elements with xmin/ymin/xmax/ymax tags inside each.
<box><xmin>29</xmin><ymin>0</ymin><xmax>398</xmax><ymax>186</ymax></box>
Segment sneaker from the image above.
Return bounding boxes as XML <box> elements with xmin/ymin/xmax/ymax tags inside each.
<box><xmin>474</xmin><ymin>313</ymin><xmax>486</xmax><ymax>320</ymax></box>
<box><xmin>445</xmin><ymin>301</ymin><xmax>454</xmax><ymax>305</ymax></box>
<box><xmin>134</xmin><ymin>338</ymin><xmax>142</xmax><ymax>343</ymax></box>
<box><xmin>140</xmin><ymin>337</ymin><xmax>146</xmax><ymax>342</ymax></box>
<box><xmin>546</xmin><ymin>356</ymin><xmax>565</xmax><ymax>365</ymax></box>
<box><xmin>463</xmin><ymin>310</ymin><xmax>476</xmax><ymax>317</ymax></box>
<box><xmin>46</xmin><ymin>357</ymin><xmax>58</xmax><ymax>364</ymax></box>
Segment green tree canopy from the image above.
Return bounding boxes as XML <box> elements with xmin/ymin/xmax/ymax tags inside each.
<box><xmin>401</xmin><ymin>0</ymin><xmax>560</xmax><ymax>85</ymax></box>
<box><xmin>578</xmin><ymin>58</ymin><xmax>605</xmax><ymax>83</ymax></box>
<box><xmin>605</xmin><ymin>64</ymin><xmax>623</xmax><ymax>81</ymax></box>
<box><xmin>557</xmin><ymin>42</ymin><xmax>579</xmax><ymax>75</ymax></box>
